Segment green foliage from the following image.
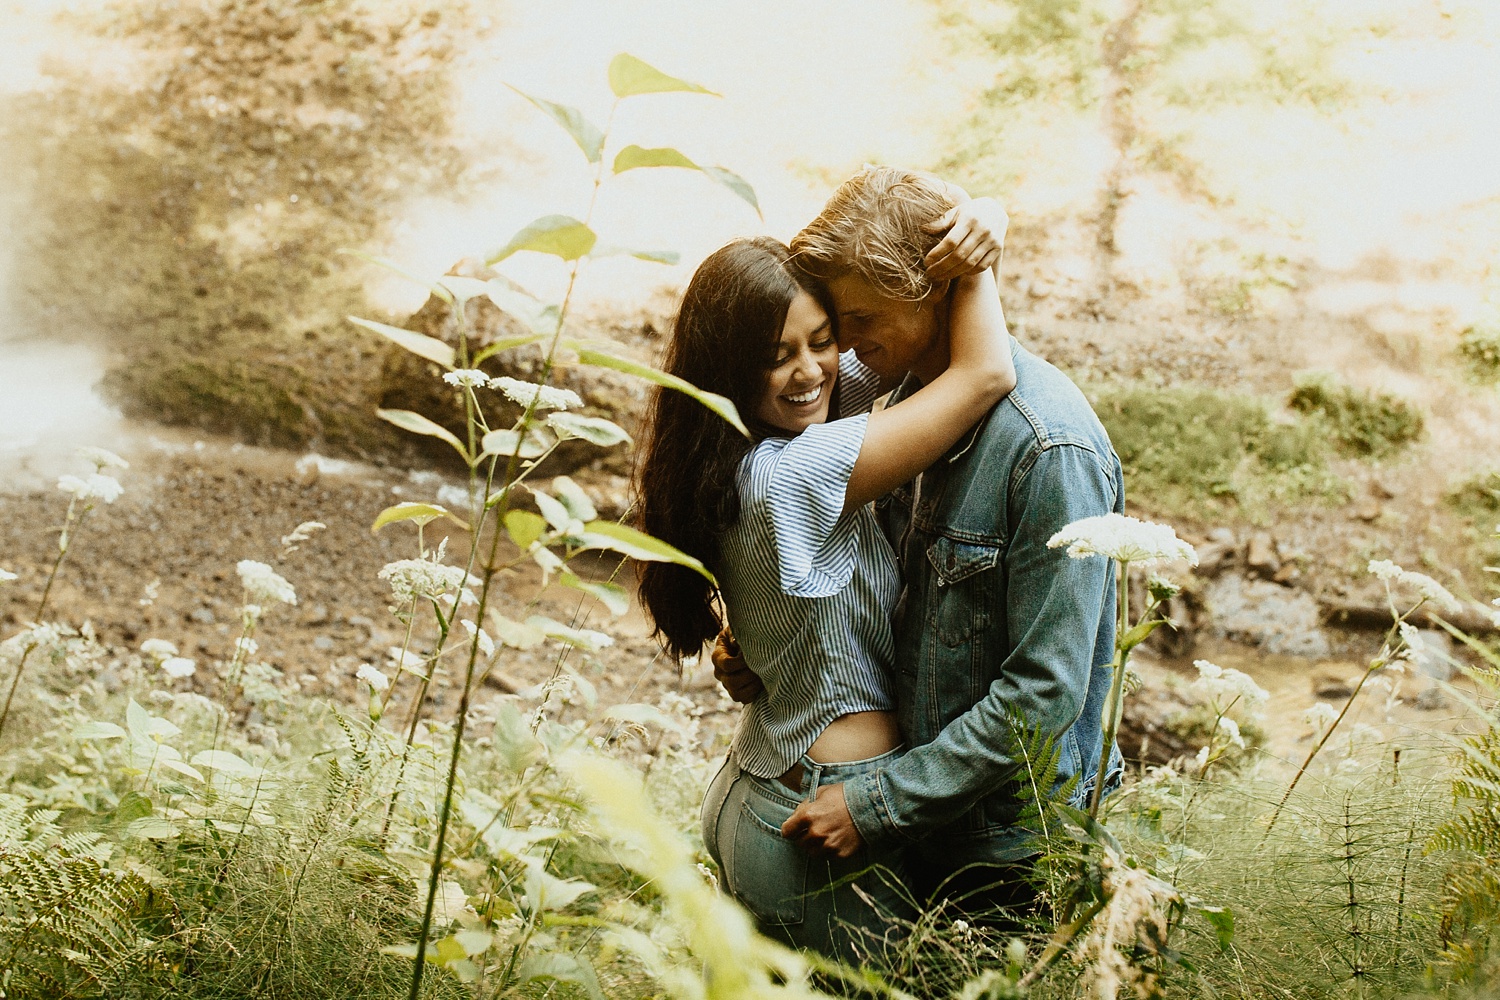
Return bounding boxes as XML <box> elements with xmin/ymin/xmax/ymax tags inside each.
<box><xmin>1288</xmin><ymin>372</ymin><xmax>1425</xmax><ymax>459</ymax></box>
<box><xmin>1460</xmin><ymin>321</ymin><xmax>1500</xmax><ymax>381</ymax></box>
<box><xmin>1446</xmin><ymin>470</ymin><xmax>1500</xmax><ymax>572</ymax></box>
<box><xmin>1088</xmin><ymin>382</ymin><xmax>1344</xmax><ymax>518</ymax></box>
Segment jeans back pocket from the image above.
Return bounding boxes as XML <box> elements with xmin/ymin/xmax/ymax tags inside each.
<box><xmin>729</xmin><ymin>785</ymin><xmax>808</xmax><ymax>927</ymax></box>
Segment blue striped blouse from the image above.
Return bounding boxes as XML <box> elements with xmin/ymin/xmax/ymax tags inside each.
<box><xmin>718</xmin><ymin>352</ymin><xmax>901</xmax><ymax>778</ymax></box>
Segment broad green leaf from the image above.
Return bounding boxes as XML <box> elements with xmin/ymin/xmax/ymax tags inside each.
<box><xmin>434</xmin><ymin>275</ymin><xmax>492</xmax><ymax>304</ymax></box>
<box><xmin>488</xmin><ymin>610</ymin><xmax>547</xmax><ymax>650</ymax></box>
<box><xmin>525</xmin><ymin>615</ymin><xmax>613</xmax><ymax>651</ymax></box>
<box><xmin>566</xmin><ymin>343</ymin><xmax>747</xmax><ymax>437</ymax></box>
<box><xmin>530</xmin><ymin>488</ymin><xmax>573</xmax><ymax>531</ymax></box>
<box><xmin>190</xmin><ymin>749</ymin><xmax>256</xmax><ymax>774</ymax></box>
<box><xmin>508</xmin><ymin>86</ymin><xmax>605</xmax><ymax>162</ymax></box>
<box><xmin>338</xmin><ymin>249</ymin><xmax>452</xmax><ymax>304</ymax></box>
<box><xmin>604</xmin><ymin>702</ymin><xmax>689</xmax><ymax>737</ymax></box>
<box><xmin>112</xmin><ymin>792</ymin><xmax>153</xmax><ymax>824</ymax></box>
<box><xmin>483</xmin><ymin>277</ymin><xmax>561</xmax><ymax>337</ymax></box>
<box><xmin>522</xmin><ymin>856</ymin><xmax>598</xmax><ymax>912</ymax></box>
<box><xmin>481</xmin><ymin>427</ymin><xmax>553</xmax><ymax>460</ymax></box>
<box><xmin>1199</xmin><ymin>905</ymin><xmax>1235</xmax><ymax>951</ymax></box>
<box><xmin>702</xmin><ymin>165</ymin><xmax>762</xmax><ymax>218</ymax></box>
<box><xmin>592</xmin><ymin>245</ymin><xmax>682</xmax><ymax>265</ymax></box>
<box><xmin>613</xmin><ymin>144</ymin><xmax>699</xmax><ymax>173</ymax></box>
<box><xmin>503</xmin><ymin>510</ymin><xmax>548</xmax><ymax>550</ymax></box>
<box><xmin>517</xmin><ymin>951</ymin><xmax>605</xmax><ymax>1000</ymax></box>
<box><xmin>560</xmin><ymin>572</ymin><xmax>628</xmax><ymax>617</ymax></box>
<box><xmin>545</xmin><ymin>412</ymin><xmax>632</xmax><ymax>447</ymax></box>
<box><xmin>156</xmin><ymin>758</ymin><xmax>204</xmax><ymax>782</ymax></box>
<box><xmin>125</xmin><ymin>817</ymin><xmax>178</xmax><ymax>840</ymax></box>
<box><xmin>347</xmin><ymin>317</ymin><xmax>455</xmax><ymax>369</ymax></box>
<box><xmin>372</xmin><ymin>502</ymin><xmax>467</xmax><ymax>534</ymax></box>
<box><xmin>488</xmin><ymin>215</ymin><xmax>596</xmax><ymax>265</ymax></box>
<box><xmin>454</xmin><ymin>930</ymin><xmax>494</xmax><ymax>956</ymax></box>
<box><xmin>473</xmin><ymin>333</ymin><xmax>547</xmax><ymax>366</ymax></box>
<box><xmin>75</xmin><ymin>721</ymin><xmax>126</xmax><ymax>740</ymax></box>
<box><xmin>126</xmin><ymin>698</ymin><xmax>180</xmax><ymax>743</ymax></box>
<box><xmin>551</xmin><ymin>476</ymin><xmax>597</xmax><ymax>521</ymax></box>
<box><xmin>380</xmin><ymin>943</ymin><xmax>421</xmax><ymax>960</ymax></box>
<box><xmin>491</xmin><ymin>699</ymin><xmax>545</xmax><ymax>772</ymax></box>
<box><xmin>377</xmin><ymin>409</ymin><xmax>470</xmax><ymax>462</ymax></box>
<box><xmin>573</xmin><ymin>521</ymin><xmax>715</xmax><ymax>584</ymax></box>
<box><xmin>607</xmin><ymin>53</ymin><xmax>719</xmax><ymax>98</ymax></box>
<box><xmin>1119</xmin><ymin>616</ymin><xmax>1170</xmax><ymax>653</ymax></box>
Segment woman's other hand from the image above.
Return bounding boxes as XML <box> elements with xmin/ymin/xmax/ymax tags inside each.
<box><xmin>711</xmin><ymin>628</ymin><xmax>763</xmax><ymax>704</ymax></box>
<box><xmin>922</xmin><ymin>197</ymin><xmax>1008</xmax><ymax>283</ymax></box>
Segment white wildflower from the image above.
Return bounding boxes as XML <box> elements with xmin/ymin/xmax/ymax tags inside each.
<box><xmin>1216</xmin><ymin>716</ymin><xmax>1245</xmax><ymax>749</ymax></box>
<box><xmin>378</xmin><ymin>557</ymin><xmax>470</xmax><ymax>604</ymax></box>
<box><xmin>1047</xmin><ymin>514</ymin><xmax>1198</xmax><ymax>568</ymax></box>
<box><xmin>280</xmin><ymin>521</ymin><xmax>326</xmax><ymax>550</ymax></box>
<box><xmin>1077</xmin><ymin>850</ymin><xmax>1181</xmax><ymax>1000</ymax></box>
<box><xmin>1303</xmin><ymin>701</ymin><xmax>1338</xmax><ymax>736</ymax></box>
<box><xmin>1191</xmin><ymin>659</ymin><xmax>1269</xmax><ymax>711</ymax></box>
<box><xmin>356</xmin><ymin>663</ymin><xmax>391</xmax><ymax>692</ymax></box>
<box><xmin>77</xmin><ymin>446</ymin><xmax>128</xmax><ymax>470</ymax></box>
<box><xmin>236</xmin><ymin>560</ymin><xmax>297</xmax><ymax>606</ymax></box>
<box><xmin>139</xmin><ymin>638</ymin><xmax>178</xmax><ymax>660</ymax></box>
<box><xmin>57</xmin><ymin>473</ymin><xmax>124</xmax><ymax>504</ymax></box>
<box><xmin>1367</xmin><ymin>559</ymin><xmax>1461</xmax><ymax>614</ymax></box>
<box><xmin>1396</xmin><ymin>622</ymin><xmax>1425</xmax><ymax>660</ymax></box>
<box><xmin>443</xmin><ymin>368</ymin><xmax>492</xmax><ymax>389</ymax></box>
<box><xmin>492</xmin><ymin>376</ymin><xmax>582</xmax><ymax>412</ymax></box>
<box><xmin>459</xmin><ymin>619</ymin><xmax>495</xmax><ymax>657</ymax></box>
<box><xmin>161</xmin><ymin>656</ymin><xmax>197</xmax><ymax>679</ymax></box>
<box><xmin>235</xmin><ymin>637</ymin><xmax>259</xmax><ymax>658</ymax></box>
<box><xmin>0</xmin><ymin>568</ymin><xmax>16</xmax><ymax>584</ymax></box>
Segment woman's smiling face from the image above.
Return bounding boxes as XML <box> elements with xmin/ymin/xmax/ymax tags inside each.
<box><xmin>753</xmin><ymin>291</ymin><xmax>840</xmax><ymax>434</ymax></box>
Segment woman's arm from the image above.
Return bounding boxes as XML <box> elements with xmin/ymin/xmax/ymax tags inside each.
<box><xmin>842</xmin><ymin>269</ymin><xmax>1014</xmax><ymax>512</ymax></box>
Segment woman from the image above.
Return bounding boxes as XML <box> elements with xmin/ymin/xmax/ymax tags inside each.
<box><xmin>635</xmin><ymin>224</ymin><xmax>1012</xmax><ymax>963</ymax></box>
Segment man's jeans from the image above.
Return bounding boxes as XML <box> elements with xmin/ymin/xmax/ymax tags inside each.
<box><xmin>702</xmin><ymin>752</ymin><xmax>915</xmax><ymax>965</ymax></box>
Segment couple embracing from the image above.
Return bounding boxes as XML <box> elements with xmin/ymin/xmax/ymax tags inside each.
<box><xmin>635</xmin><ymin>167</ymin><xmax>1125</xmax><ymax>964</ymax></box>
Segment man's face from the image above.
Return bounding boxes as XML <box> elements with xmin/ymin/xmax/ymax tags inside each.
<box><xmin>825</xmin><ymin>274</ymin><xmax>944</xmax><ymax>383</ymax></box>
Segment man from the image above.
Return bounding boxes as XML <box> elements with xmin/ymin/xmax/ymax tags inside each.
<box><xmin>715</xmin><ymin>166</ymin><xmax>1124</xmax><ymax>913</ymax></box>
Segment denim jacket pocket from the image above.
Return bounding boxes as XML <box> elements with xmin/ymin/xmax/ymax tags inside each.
<box><xmin>925</xmin><ymin>536</ymin><xmax>1000</xmax><ymax>648</ymax></box>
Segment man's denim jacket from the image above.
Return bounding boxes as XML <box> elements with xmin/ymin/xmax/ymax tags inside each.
<box><xmin>844</xmin><ymin>339</ymin><xmax>1126</xmax><ymax>867</ymax></box>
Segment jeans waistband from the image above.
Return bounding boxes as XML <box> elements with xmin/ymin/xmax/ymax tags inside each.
<box><xmin>758</xmin><ymin>745</ymin><xmax>904</xmax><ymax>802</ymax></box>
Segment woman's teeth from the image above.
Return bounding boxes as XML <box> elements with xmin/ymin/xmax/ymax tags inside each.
<box><xmin>785</xmin><ymin>386</ymin><xmax>821</xmax><ymax>404</ymax></box>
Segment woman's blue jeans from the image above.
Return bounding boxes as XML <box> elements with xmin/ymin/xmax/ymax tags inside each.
<box><xmin>701</xmin><ymin>750</ymin><xmax>915</xmax><ymax>966</ymax></box>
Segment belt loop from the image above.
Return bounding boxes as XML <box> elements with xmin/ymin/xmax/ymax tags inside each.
<box><xmin>801</xmin><ymin>755</ymin><xmax>824</xmax><ymax>802</ymax></box>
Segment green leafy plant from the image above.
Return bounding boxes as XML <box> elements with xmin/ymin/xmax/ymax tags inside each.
<box><xmin>1287</xmin><ymin>372</ymin><xmax>1425</xmax><ymax>459</ymax></box>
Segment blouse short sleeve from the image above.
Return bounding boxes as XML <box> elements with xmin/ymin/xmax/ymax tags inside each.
<box><xmin>740</xmin><ymin>414</ymin><xmax>870</xmax><ymax>599</ymax></box>
<box><xmin>837</xmin><ymin>350</ymin><xmax>882</xmax><ymax>418</ymax></box>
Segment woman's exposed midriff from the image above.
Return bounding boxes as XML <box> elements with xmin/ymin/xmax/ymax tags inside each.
<box><xmin>778</xmin><ymin>710</ymin><xmax>901</xmax><ymax>791</ymax></box>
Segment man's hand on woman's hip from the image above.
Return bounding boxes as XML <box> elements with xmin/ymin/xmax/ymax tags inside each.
<box><xmin>782</xmin><ymin>784</ymin><xmax>864</xmax><ymax>859</ymax></box>
<box><xmin>711</xmin><ymin>628</ymin><xmax>763</xmax><ymax>704</ymax></box>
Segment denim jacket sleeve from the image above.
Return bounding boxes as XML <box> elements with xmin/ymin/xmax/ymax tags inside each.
<box><xmin>843</xmin><ymin>441</ymin><xmax>1118</xmax><ymax>848</ymax></box>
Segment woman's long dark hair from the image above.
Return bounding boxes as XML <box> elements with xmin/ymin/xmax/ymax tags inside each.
<box><xmin>635</xmin><ymin>237</ymin><xmax>839</xmax><ymax>662</ymax></box>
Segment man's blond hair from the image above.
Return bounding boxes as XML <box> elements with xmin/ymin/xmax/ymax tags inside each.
<box><xmin>789</xmin><ymin>166</ymin><xmax>955</xmax><ymax>303</ymax></box>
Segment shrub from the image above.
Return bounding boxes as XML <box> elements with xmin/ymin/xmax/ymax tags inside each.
<box><xmin>1089</xmin><ymin>383</ymin><xmax>1344</xmax><ymax>518</ymax></box>
<box><xmin>1287</xmin><ymin>372</ymin><xmax>1425</xmax><ymax>459</ymax></box>
<box><xmin>1460</xmin><ymin>322</ymin><xmax>1500</xmax><ymax>381</ymax></box>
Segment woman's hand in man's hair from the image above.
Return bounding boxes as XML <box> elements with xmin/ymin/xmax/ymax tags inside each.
<box><xmin>923</xmin><ymin>197</ymin><xmax>1008</xmax><ymax>283</ymax></box>
<box><xmin>711</xmin><ymin>628</ymin><xmax>763</xmax><ymax>704</ymax></box>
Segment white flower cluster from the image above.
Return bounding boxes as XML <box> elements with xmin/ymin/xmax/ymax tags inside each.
<box><xmin>1047</xmin><ymin>514</ymin><xmax>1198</xmax><ymax>568</ymax></box>
<box><xmin>77</xmin><ymin>446</ymin><xmax>128</xmax><ymax>471</ymax></box>
<box><xmin>1190</xmin><ymin>660</ymin><xmax>1269</xmax><ymax>713</ymax></box>
<box><xmin>57</xmin><ymin>473</ymin><xmax>124</xmax><ymax>504</ymax></box>
<box><xmin>356</xmin><ymin>663</ymin><xmax>391</xmax><ymax>692</ymax></box>
<box><xmin>236</xmin><ymin>560</ymin><xmax>297</xmax><ymax>607</ymax></box>
<box><xmin>1367</xmin><ymin>559</ymin><xmax>1461</xmax><ymax>614</ymax></box>
<box><xmin>1303</xmin><ymin>701</ymin><xmax>1338</xmax><ymax>736</ymax></box>
<box><xmin>443</xmin><ymin>368</ymin><xmax>492</xmax><ymax>389</ymax></box>
<box><xmin>378</xmin><ymin>557</ymin><xmax>474</xmax><ymax>604</ymax></box>
<box><xmin>161</xmin><ymin>657</ymin><xmax>197</xmax><ymax>679</ymax></box>
<box><xmin>280</xmin><ymin>521</ymin><xmax>326</xmax><ymax>550</ymax></box>
<box><xmin>493</xmin><ymin>376</ymin><xmax>581</xmax><ymax>412</ymax></box>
